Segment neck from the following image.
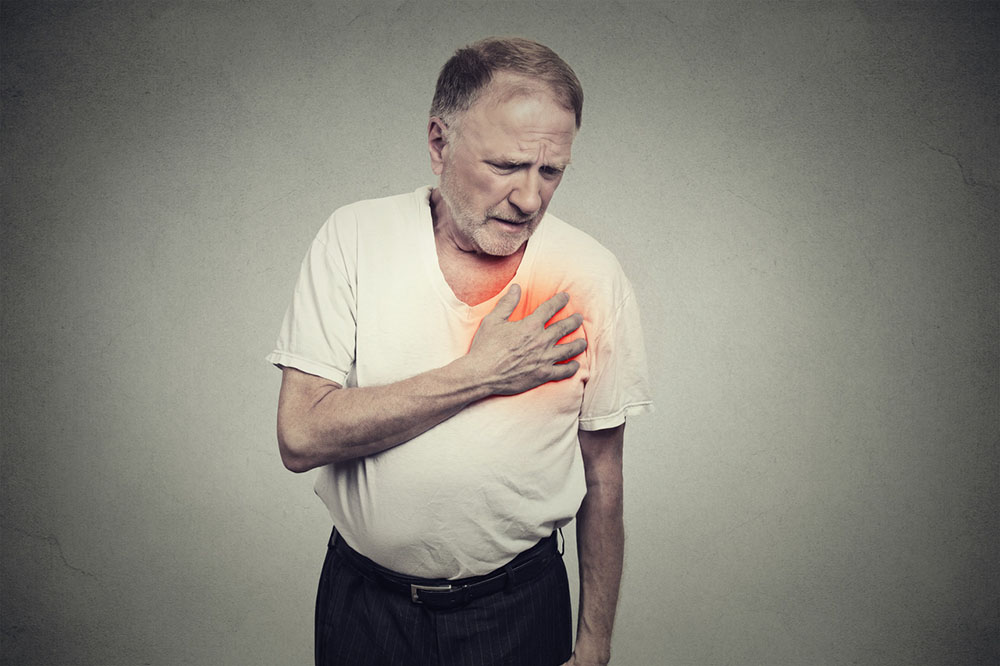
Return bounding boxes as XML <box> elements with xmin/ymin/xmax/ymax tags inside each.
<box><xmin>429</xmin><ymin>187</ymin><xmax>526</xmax><ymax>263</ymax></box>
<box><xmin>429</xmin><ymin>187</ymin><xmax>526</xmax><ymax>305</ymax></box>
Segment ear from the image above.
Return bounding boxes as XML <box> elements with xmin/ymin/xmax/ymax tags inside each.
<box><xmin>427</xmin><ymin>117</ymin><xmax>449</xmax><ymax>176</ymax></box>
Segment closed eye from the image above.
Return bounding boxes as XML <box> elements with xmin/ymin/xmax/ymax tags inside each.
<box><xmin>488</xmin><ymin>161</ymin><xmax>523</xmax><ymax>173</ymax></box>
<box><xmin>488</xmin><ymin>161</ymin><xmax>566</xmax><ymax>178</ymax></box>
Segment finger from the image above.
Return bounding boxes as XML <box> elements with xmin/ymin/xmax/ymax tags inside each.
<box><xmin>546</xmin><ymin>359</ymin><xmax>580</xmax><ymax>381</ymax></box>
<box><xmin>551</xmin><ymin>337</ymin><xmax>587</xmax><ymax>362</ymax></box>
<box><xmin>488</xmin><ymin>283</ymin><xmax>522</xmax><ymax>321</ymax></box>
<box><xmin>546</xmin><ymin>312</ymin><xmax>583</xmax><ymax>341</ymax></box>
<box><xmin>529</xmin><ymin>291</ymin><xmax>570</xmax><ymax>325</ymax></box>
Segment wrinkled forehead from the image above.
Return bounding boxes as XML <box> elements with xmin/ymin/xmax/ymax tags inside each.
<box><xmin>462</xmin><ymin>95</ymin><xmax>577</xmax><ymax>169</ymax></box>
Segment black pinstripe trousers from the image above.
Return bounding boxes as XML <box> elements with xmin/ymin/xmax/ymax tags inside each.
<box><xmin>315</xmin><ymin>532</ymin><xmax>573</xmax><ymax>666</ymax></box>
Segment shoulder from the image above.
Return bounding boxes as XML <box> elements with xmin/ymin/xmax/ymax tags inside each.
<box><xmin>536</xmin><ymin>211</ymin><xmax>630</xmax><ymax>292</ymax></box>
<box><xmin>531</xmin><ymin>212</ymin><xmax>637</xmax><ymax>326</ymax></box>
<box><xmin>316</xmin><ymin>187</ymin><xmax>431</xmax><ymax>247</ymax></box>
<box><xmin>332</xmin><ymin>186</ymin><xmax>430</xmax><ymax>222</ymax></box>
<box><xmin>537</xmin><ymin>211</ymin><xmax>624</xmax><ymax>276</ymax></box>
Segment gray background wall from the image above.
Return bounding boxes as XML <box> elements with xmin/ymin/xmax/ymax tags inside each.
<box><xmin>2</xmin><ymin>2</ymin><xmax>997</xmax><ymax>664</ymax></box>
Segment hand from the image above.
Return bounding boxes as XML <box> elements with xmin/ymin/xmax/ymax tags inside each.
<box><xmin>467</xmin><ymin>284</ymin><xmax>586</xmax><ymax>396</ymax></box>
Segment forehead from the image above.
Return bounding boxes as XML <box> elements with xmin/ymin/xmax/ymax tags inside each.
<box><xmin>457</xmin><ymin>76</ymin><xmax>577</xmax><ymax>162</ymax></box>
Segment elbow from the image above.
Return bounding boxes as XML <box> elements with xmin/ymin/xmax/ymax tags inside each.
<box><xmin>277</xmin><ymin>423</ymin><xmax>320</xmax><ymax>473</ymax></box>
<box><xmin>276</xmin><ymin>372</ymin><xmax>351</xmax><ymax>472</ymax></box>
<box><xmin>280</xmin><ymin>448</ymin><xmax>313</xmax><ymax>474</ymax></box>
<box><xmin>277</xmin><ymin>419</ymin><xmax>354</xmax><ymax>472</ymax></box>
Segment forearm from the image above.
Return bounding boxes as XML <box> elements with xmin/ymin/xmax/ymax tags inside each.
<box><xmin>573</xmin><ymin>428</ymin><xmax>625</xmax><ymax>666</ymax></box>
<box><xmin>276</xmin><ymin>287</ymin><xmax>586</xmax><ymax>472</ymax></box>
<box><xmin>277</xmin><ymin>356</ymin><xmax>491</xmax><ymax>471</ymax></box>
<box><xmin>574</xmin><ymin>486</ymin><xmax>624</xmax><ymax>664</ymax></box>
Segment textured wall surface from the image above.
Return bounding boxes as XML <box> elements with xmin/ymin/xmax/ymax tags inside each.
<box><xmin>2</xmin><ymin>2</ymin><xmax>997</xmax><ymax>664</ymax></box>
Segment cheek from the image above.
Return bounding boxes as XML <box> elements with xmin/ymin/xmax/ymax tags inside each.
<box><xmin>473</xmin><ymin>172</ymin><xmax>508</xmax><ymax>202</ymax></box>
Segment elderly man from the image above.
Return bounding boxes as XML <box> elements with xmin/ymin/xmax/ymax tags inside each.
<box><xmin>268</xmin><ymin>37</ymin><xmax>651</xmax><ymax>666</ymax></box>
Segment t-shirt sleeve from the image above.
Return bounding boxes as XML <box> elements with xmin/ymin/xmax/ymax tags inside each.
<box><xmin>265</xmin><ymin>209</ymin><xmax>357</xmax><ymax>385</ymax></box>
<box><xmin>578</xmin><ymin>280</ymin><xmax>653</xmax><ymax>431</ymax></box>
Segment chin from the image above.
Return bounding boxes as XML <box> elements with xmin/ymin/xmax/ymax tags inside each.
<box><xmin>476</xmin><ymin>241</ymin><xmax>522</xmax><ymax>257</ymax></box>
<box><xmin>473</xmin><ymin>229</ymin><xmax>531</xmax><ymax>257</ymax></box>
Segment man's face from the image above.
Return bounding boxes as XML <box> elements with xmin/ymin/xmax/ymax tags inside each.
<box><xmin>433</xmin><ymin>78</ymin><xmax>577</xmax><ymax>257</ymax></box>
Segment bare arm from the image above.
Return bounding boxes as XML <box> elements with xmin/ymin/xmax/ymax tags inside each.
<box><xmin>276</xmin><ymin>285</ymin><xmax>586</xmax><ymax>472</ymax></box>
<box><xmin>566</xmin><ymin>423</ymin><xmax>625</xmax><ymax>666</ymax></box>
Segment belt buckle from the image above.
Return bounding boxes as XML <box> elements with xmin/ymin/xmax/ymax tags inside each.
<box><xmin>410</xmin><ymin>583</ymin><xmax>452</xmax><ymax>604</ymax></box>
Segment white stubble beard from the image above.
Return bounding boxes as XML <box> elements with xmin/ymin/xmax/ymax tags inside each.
<box><xmin>438</xmin><ymin>162</ymin><xmax>541</xmax><ymax>257</ymax></box>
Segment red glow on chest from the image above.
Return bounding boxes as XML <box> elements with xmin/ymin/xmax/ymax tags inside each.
<box><xmin>505</xmin><ymin>277</ymin><xmax>586</xmax><ymax>351</ymax></box>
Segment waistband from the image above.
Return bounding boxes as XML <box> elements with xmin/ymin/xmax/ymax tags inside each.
<box><xmin>329</xmin><ymin>529</ymin><xmax>562</xmax><ymax>610</ymax></box>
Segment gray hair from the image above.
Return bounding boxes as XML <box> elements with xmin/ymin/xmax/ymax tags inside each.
<box><xmin>430</xmin><ymin>37</ymin><xmax>583</xmax><ymax>129</ymax></box>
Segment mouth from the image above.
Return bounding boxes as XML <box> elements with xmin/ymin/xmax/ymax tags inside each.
<box><xmin>490</xmin><ymin>217</ymin><xmax>533</xmax><ymax>230</ymax></box>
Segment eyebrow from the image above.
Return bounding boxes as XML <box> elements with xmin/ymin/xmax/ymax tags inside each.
<box><xmin>491</xmin><ymin>157</ymin><xmax>572</xmax><ymax>171</ymax></box>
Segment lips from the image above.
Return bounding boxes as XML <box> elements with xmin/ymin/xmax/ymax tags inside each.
<box><xmin>490</xmin><ymin>217</ymin><xmax>532</xmax><ymax>227</ymax></box>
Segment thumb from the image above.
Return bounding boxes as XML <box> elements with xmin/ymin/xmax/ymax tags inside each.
<box><xmin>489</xmin><ymin>283</ymin><xmax>522</xmax><ymax>321</ymax></box>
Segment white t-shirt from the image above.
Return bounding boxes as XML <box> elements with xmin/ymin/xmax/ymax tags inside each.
<box><xmin>267</xmin><ymin>186</ymin><xmax>651</xmax><ymax>578</ymax></box>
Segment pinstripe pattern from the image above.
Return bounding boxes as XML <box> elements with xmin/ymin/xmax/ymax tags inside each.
<box><xmin>315</xmin><ymin>535</ymin><xmax>572</xmax><ymax>666</ymax></box>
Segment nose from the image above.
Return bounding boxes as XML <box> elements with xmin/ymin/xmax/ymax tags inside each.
<box><xmin>508</xmin><ymin>170</ymin><xmax>542</xmax><ymax>218</ymax></box>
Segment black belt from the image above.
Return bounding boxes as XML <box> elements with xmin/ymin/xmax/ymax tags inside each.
<box><xmin>329</xmin><ymin>529</ymin><xmax>561</xmax><ymax>610</ymax></box>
